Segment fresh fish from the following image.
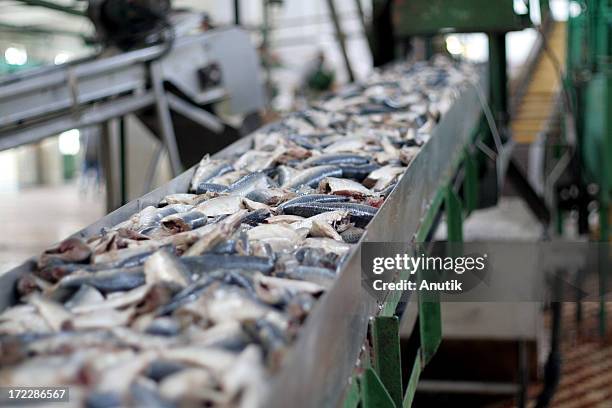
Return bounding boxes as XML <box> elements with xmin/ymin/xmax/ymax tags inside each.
<box><xmin>300</xmin><ymin>153</ymin><xmax>370</xmax><ymax>168</ymax></box>
<box><xmin>242</xmin><ymin>318</ymin><xmax>288</xmax><ymax>369</ymax></box>
<box><xmin>208</xmin><ymin>169</ymin><xmax>245</xmax><ymax>185</ymax></box>
<box><xmin>278</xmin><ymin>193</ymin><xmax>349</xmax><ymax>211</ymax></box>
<box><xmin>28</xmin><ymin>294</ymin><xmax>72</xmax><ymax>332</ymax></box>
<box><xmin>338</xmin><ymin>162</ymin><xmax>380</xmax><ymax>181</ymax></box>
<box><xmin>145</xmin><ymin>360</ymin><xmax>186</xmax><ymax>382</ymax></box>
<box><xmin>205</xmin><ymin>290</ymin><xmax>286</xmax><ymax>328</ymax></box>
<box><xmin>363</xmin><ymin>165</ymin><xmax>405</xmax><ymax>191</ymax></box>
<box><xmin>241</xmin><ymin>197</ymin><xmax>271</xmax><ymax>211</ymax></box>
<box><xmin>340</xmin><ymin>226</ymin><xmax>365</xmax><ymax>243</ymax></box>
<box><xmin>400</xmin><ymin>145</ymin><xmax>420</xmax><ymax>165</ymax></box>
<box><xmin>130</xmin><ymin>377</ymin><xmax>175</xmax><ymax>408</ymax></box>
<box><xmin>210</xmin><ymin>239</ymin><xmax>237</xmax><ymax>254</ymax></box>
<box><xmin>133</xmin><ymin>204</ymin><xmax>194</xmax><ymax>232</ymax></box>
<box><xmin>310</xmin><ymin>220</ymin><xmax>343</xmax><ymax>241</ymax></box>
<box><xmin>182</xmin><ymin>254</ymin><xmax>274</xmax><ymax>274</ymax></box>
<box><xmin>160</xmin><ymin>210</ymin><xmax>207</xmax><ymax>233</ymax></box>
<box><xmin>70</xmin><ymin>307</ymin><xmax>133</xmax><ymax>330</ymax></box>
<box><xmin>145</xmin><ymin>317</ymin><xmax>181</xmax><ymax>337</ymax></box>
<box><xmin>279</xmin><ymin>266</ymin><xmax>336</xmax><ymax>288</ymax></box>
<box><xmin>282</xmin><ymin>165</ymin><xmax>343</xmax><ymax>190</ymax></box>
<box><xmin>323</xmin><ymin>137</ymin><xmax>368</xmax><ymax>153</ymax></box>
<box><xmin>226</xmin><ymin>171</ymin><xmax>272</xmax><ymax>196</ymax></box>
<box><xmin>319</xmin><ymin>177</ymin><xmax>374</xmax><ymax>198</ymax></box>
<box><xmin>245</xmin><ymin>188</ymin><xmax>294</xmax><ymax>206</ymax></box>
<box><xmin>290</xmin><ymin>210</ymin><xmax>349</xmax><ymax>232</ymax></box>
<box><xmin>281</xmin><ymin>201</ymin><xmax>377</xmax><ymax>227</ymax></box>
<box><xmin>265</xmin><ymin>214</ymin><xmax>305</xmax><ymax>224</ymax></box>
<box><xmin>144</xmin><ymin>249</ymin><xmax>191</xmax><ymax>287</ymax></box>
<box><xmin>187</xmin><ymin>321</ymin><xmax>250</xmax><ymax>351</ymax></box>
<box><xmin>158</xmin><ymin>368</ymin><xmax>217</xmax><ymax>402</ymax></box>
<box><xmin>58</xmin><ymin>267</ymin><xmax>146</xmax><ymax>294</ymax></box>
<box><xmin>195</xmin><ymin>195</ymin><xmax>243</xmax><ymax>217</ymax></box>
<box><xmin>38</xmin><ymin>237</ymin><xmax>91</xmax><ymax>269</ymax></box>
<box><xmin>158</xmin><ymin>193</ymin><xmax>198</xmax><ymax>206</ymax></box>
<box><xmin>64</xmin><ymin>285</ymin><xmax>105</xmax><ymax>309</ymax></box>
<box><xmin>189</xmin><ymin>157</ymin><xmax>233</xmax><ymax>191</ymax></box>
<box><xmin>70</xmin><ymin>284</ymin><xmax>150</xmax><ymax>314</ymax></box>
<box><xmin>233</xmin><ymin>150</ymin><xmax>277</xmax><ymax>172</ymax></box>
<box><xmin>255</xmin><ymin>273</ymin><xmax>325</xmax><ymax>295</ymax></box>
<box><xmin>195</xmin><ymin>182</ymin><xmax>228</xmax><ymax>194</ymax></box>
<box><xmin>239</xmin><ymin>208</ymin><xmax>271</xmax><ymax>226</ymax></box>
<box><xmin>302</xmin><ymin>237</ymin><xmax>352</xmax><ymax>255</ymax></box>
<box><xmin>15</xmin><ymin>273</ymin><xmax>50</xmax><ymax>296</ymax></box>
<box><xmin>221</xmin><ymin>345</ymin><xmax>267</xmax><ymax>405</ymax></box>
<box><xmin>246</xmin><ymin>224</ymin><xmax>306</xmax><ymax>253</ymax></box>
<box><xmin>275</xmin><ymin>165</ymin><xmax>298</xmax><ymax>186</ymax></box>
<box><xmin>182</xmin><ymin>209</ymin><xmax>246</xmax><ymax>256</ymax></box>
<box><xmin>294</xmin><ymin>247</ymin><xmax>340</xmax><ymax>269</ymax></box>
<box><xmin>93</xmin><ymin>245</ymin><xmax>169</xmax><ymax>267</ymax></box>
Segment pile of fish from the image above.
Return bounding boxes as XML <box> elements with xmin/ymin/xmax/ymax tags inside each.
<box><xmin>0</xmin><ymin>57</ymin><xmax>476</xmax><ymax>407</ymax></box>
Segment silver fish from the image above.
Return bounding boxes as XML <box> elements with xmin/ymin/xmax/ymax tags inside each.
<box><xmin>190</xmin><ymin>157</ymin><xmax>233</xmax><ymax>191</ymax></box>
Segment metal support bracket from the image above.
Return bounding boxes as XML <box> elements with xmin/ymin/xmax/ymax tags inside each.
<box><xmin>372</xmin><ymin>316</ymin><xmax>403</xmax><ymax>407</ymax></box>
<box><xmin>361</xmin><ymin>368</ymin><xmax>396</xmax><ymax>408</ymax></box>
<box><xmin>150</xmin><ymin>62</ymin><xmax>183</xmax><ymax>177</ymax></box>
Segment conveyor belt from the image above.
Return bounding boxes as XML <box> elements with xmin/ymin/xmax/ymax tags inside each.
<box><xmin>511</xmin><ymin>22</ymin><xmax>566</xmax><ymax>144</ymax></box>
<box><xmin>0</xmin><ymin>64</ymin><xmax>484</xmax><ymax>408</ymax></box>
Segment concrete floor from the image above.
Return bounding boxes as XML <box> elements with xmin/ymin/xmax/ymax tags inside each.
<box><xmin>0</xmin><ymin>183</ymin><xmax>105</xmax><ymax>273</ymax></box>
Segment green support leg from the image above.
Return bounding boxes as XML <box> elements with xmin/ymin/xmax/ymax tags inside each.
<box><xmin>372</xmin><ymin>316</ymin><xmax>403</xmax><ymax>407</ymax></box>
<box><xmin>446</xmin><ymin>186</ymin><xmax>464</xmax><ymax>243</ymax></box>
<box><xmin>403</xmin><ymin>353</ymin><xmax>422</xmax><ymax>408</ymax></box>
<box><xmin>343</xmin><ymin>376</ymin><xmax>361</xmax><ymax>408</ymax></box>
<box><xmin>361</xmin><ymin>368</ymin><xmax>396</xmax><ymax>408</ymax></box>
<box><xmin>463</xmin><ymin>151</ymin><xmax>479</xmax><ymax>214</ymax></box>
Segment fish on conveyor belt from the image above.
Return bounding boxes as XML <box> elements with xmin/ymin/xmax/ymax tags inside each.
<box><xmin>160</xmin><ymin>209</ymin><xmax>207</xmax><ymax>233</ymax></box>
<box><xmin>226</xmin><ymin>171</ymin><xmax>272</xmax><ymax>196</ymax></box>
<box><xmin>281</xmin><ymin>201</ymin><xmax>378</xmax><ymax>228</ymax></box>
<box><xmin>282</xmin><ymin>165</ymin><xmax>343</xmax><ymax>190</ymax></box>
<box><xmin>189</xmin><ymin>157</ymin><xmax>233</xmax><ymax>192</ymax></box>
<box><xmin>338</xmin><ymin>162</ymin><xmax>380</xmax><ymax>181</ymax></box>
<box><xmin>300</xmin><ymin>153</ymin><xmax>370</xmax><ymax>168</ymax></box>
<box><xmin>57</xmin><ymin>266</ymin><xmax>146</xmax><ymax>294</ymax></box>
<box><xmin>182</xmin><ymin>254</ymin><xmax>275</xmax><ymax>274</ymax></box>
<box><xmin>1</xmin><ymin>56</ymin><xmax>478</xmax><ymax>407</ymax></box>
<box><xmin>319</xmin><ymin>177</ymin><xmax>375</xmax><ymax>198</ymax></box>
<box><xmin>277</xmin><ymin>193</ymin><xmax>349</xmax><ymax>211</ymax></box>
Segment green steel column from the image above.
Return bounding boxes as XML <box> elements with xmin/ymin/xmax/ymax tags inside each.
<box><xmin>446</xmin><ymin>186</ymin><xmax>464</xmax><ymax>243</ymax></box>
<box><xmin>371</xmin><ymin>316</ymin><xmax>403</xmax><ymax>407</ymax></box>
<box><xmin>488</xmin><ymin>33</ymin><xmax>509</xmax><ymax>128</ymax></box>
<box><xmin>464</xmin><ymin>151</ymin><xmax>479</xmax><ymax>214</ymax></box>
<box><xmin>360</xmin><ymin>368</ymin><xmax>396</xmax><ymax>408</ymax></box>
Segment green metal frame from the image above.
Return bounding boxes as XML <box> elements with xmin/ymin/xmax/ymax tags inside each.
<box><xmin>343</xmin><ymin>142</ymin><xmax>482</xmax><ymax>406</ymax></box>
<box><xmin>392</xmin><ymin>0</ymin><xmax>529</xmax><ymax>36</ymax></box>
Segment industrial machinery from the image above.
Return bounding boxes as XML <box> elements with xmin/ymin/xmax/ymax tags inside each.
<box><xmin>0</xmin><ymin>1</ymin><xmax>265</xmax><ymax>210</ymax></box>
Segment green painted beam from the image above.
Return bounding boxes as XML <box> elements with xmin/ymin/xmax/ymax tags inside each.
<box><xmin>360</xmin><ymin>368</ymin><xmax>396</xmax><ymax>408</ymax></box>
<box><xmin>372</xmin><ymin>316</ymin><xmax>403</xmax><ymax>407</ymax></box>
<box><xmin>403</xmin><ymin>350</ymin><xmax>422</xmax><ymax>408</ymax></box>
<box><xmin>343</xmin><ymin>376</ymin><xmax>361</xmax><ymax>408</ymax></box>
